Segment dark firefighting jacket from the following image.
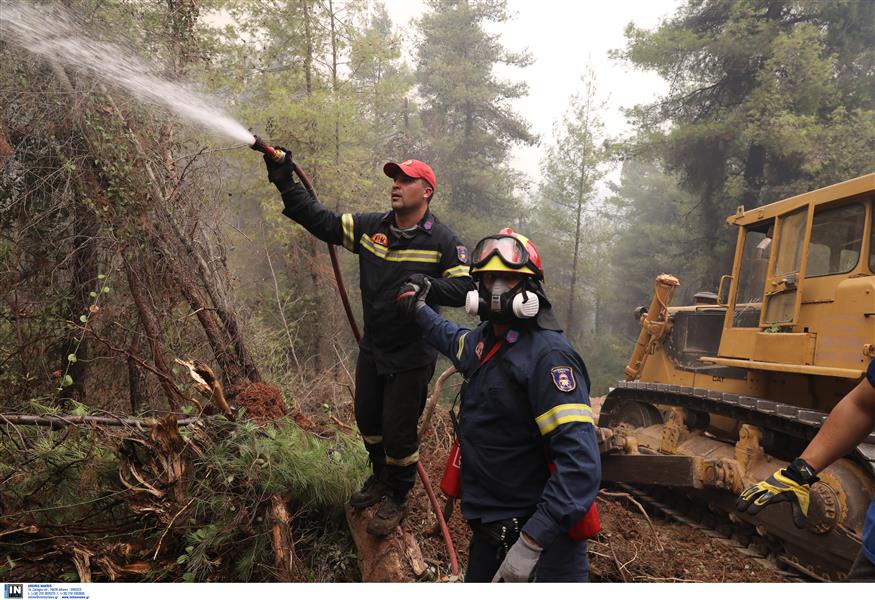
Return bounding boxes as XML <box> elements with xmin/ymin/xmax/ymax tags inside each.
<box><xmin>415</xmin><ymin>305</ymin><xmax>601</xmax><ymax>548</ymax></box>
<box><xmin>279</xmin><ymin>182</ymin><xmax>473</xmax><ymax>374</ymax></box>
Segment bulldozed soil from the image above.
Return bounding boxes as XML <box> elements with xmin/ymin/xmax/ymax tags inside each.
<box><xmin>587</xmin><ymin>495</ymin><xmax>784</xmax><ymax>582</ymax></box>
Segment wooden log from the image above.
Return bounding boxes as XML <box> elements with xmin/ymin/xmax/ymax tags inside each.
<box><xmin>345</xmin><ymin>504</ymin><xmax>425</xmax><ymax>582</ymax></box>
<box><xmin>0</xmin><ymin>414</ymin><xmax>201</xmax><ymax>428</ymax></box>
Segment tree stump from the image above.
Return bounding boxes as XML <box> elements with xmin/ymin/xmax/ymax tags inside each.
<box><xmin>345</xmin><ymin>505</ymin><xmax>426</xmax><ymax>582</ymax></box>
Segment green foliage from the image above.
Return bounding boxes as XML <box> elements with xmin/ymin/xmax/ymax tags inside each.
<box><xmin>615</xmin><ymin>0</ymin><xmax>875</xmax><ymax>297</ymax></box>
<box><xmin>608</xmin><ymin>160</ymin><xmax>727</xmax><ymax>305</ymax></box>
<box><xmin>0</xmin><ymin>427</ymin><xmax>121</xmax><ymax>528</ymax></box>
<box><xmin>534</xmin><ymin>66</ymin><xmax>612</xmax><ymax>341</ymax></box>
<box><xmin>196</xmin><ymin>417</ymin><xmax>367</xmax><ymax>508</ymax></box>
<box><xmin>174</xmin><ymin>418</ymin><xmax>367</xmax><ymax>581</ymax></box>
<box><xmin>0</xmin><ymin>416</ymin><xmax>367</xmax><ymax>581</ymax></box>
<box><xmin>414</xmin><ymin>0</ymin><xmax>534</xmax><ymax>236</ymax></box>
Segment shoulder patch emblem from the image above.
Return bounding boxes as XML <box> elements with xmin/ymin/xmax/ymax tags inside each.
<box><xmin>372</xmin><ymin>233</ymin><xmax>389</xmax><ymax>247</ymax></box>
<box><xmin>551</xmin><ymin>366</ymin><xmax>576</xmax><ymax>392</ymax></box>
<box><xmin>456</xmin><ymin>245</ymin><xmax>469</xmax><ymax>263</ymax></box>
<box><xmin>474</xmin><ymin>340</ymin><xmax>485</xmax><ymax>360</ymax></box>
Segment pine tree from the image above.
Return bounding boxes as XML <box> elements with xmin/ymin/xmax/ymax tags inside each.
<box><xmin>414</xmin><ymin>0</ymin><xmax>535</xmax><ymax>240</ymax></box>
<box><xmin>536</xmin><ymin>67</ymin><xmax>610</xmax><ymax>340</ymax></box>
<box><xmin>616</xmin><ymin>0</ymin><xmax>875</xmax><ymax>293</ymax></box>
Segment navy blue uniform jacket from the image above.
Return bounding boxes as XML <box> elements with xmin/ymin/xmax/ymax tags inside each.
<box><xmin>415</xmin><ymin>305</ymin><xmax>602</xmax><ymax>548</ymax></box>
<box><xmin>279</xmin><ymin>182</ymin><xmax>473</xmax><ymax>374</ymax></box>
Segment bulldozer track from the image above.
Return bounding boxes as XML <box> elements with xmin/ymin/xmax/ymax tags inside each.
<box><xmin>607</xmin><ymin>380</ymin><xmax>875</xmax><ymax>478</ymax></box>
<box><xmin>612</xmin><ymin>482</ymin><xmax>820</xmax><ymax>581</ymax></box>
<box><xmin>602</xmin><ymin>383</ymin><xmax>867</xmax><ymax>579</ymax></box>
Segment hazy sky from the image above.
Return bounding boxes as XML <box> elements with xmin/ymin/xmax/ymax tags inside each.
<box><xmin>382</xmin><ymin>0</ymin><xmax>681</xmax><ymax>186</ymax></box>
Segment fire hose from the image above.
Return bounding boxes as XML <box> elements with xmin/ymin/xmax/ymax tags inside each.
<box><xmin>252</xmin><ymin>137</ymin><xmax>460</xmax><ymax>578</ymax></box>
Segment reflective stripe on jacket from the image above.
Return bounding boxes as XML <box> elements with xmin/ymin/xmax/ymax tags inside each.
<box><xmin>415</xmin><ymin>305</ymin><xmax>602</xmax><ymax>548</ymax></box>
<box><xmin>280</xmin><ymin>182</ymin><xmax>473</xmax><ymax>373</ymax></box>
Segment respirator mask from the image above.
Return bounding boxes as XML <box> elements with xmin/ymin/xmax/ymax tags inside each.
<box><xmin>465</xmin><ymin>276</ymin><xmax>540</xmax><ymax>322</ymax></box>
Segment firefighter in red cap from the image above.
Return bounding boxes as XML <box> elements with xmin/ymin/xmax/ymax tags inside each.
<box><xmin>263</xmin><ymin>153</ymin><xmax>473</xmax><ymax>536</ymax></box>
<box><xmin>409</xmin><ymin>228</ymin><xmax>602</xmax><ymax>582</ymax></box>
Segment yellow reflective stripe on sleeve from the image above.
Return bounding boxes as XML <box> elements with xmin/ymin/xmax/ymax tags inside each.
<box><xmin>341</xmin><ymin>213</ymin><xmax>355</xmax><ymax>252</ymax></box>
<box><xmin>535</xmin><ymin>403</ymin><xmax>594</xmax><ymax>435</ymax></box>
<box><xmin>360</xmin><ymin>235</ymin><xmax>442</xmax><ymax>263</ymax></box>
<box><xmin>456</xmin><ymin>332</ymin><xmax>468</xmax><ymax>360</ymax></box>
<box><xmin>386</xmin><ymin>450</ymin><xmax>419</xmax><ymax>467</ymax></box>
<box><xmin>442</xmin><ymin>265</ymin><xmax>471</xmax><ymax>278</ymax></box>
<box><xmin>362</xmin><ymin>434</ymin><xmax>383</xmax><ymax>445</ymax></box>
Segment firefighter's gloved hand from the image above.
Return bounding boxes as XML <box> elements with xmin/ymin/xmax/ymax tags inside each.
<box><xmin>396</xmin><ymin>274</ymin><xmax>432</xmax><ymax>316</ymax></box>
<box><xmin>735</xmin><ymin>457</ymin><xmax>819</xmax><ymax>529</ymax></box>
<box><xmin>492</xmin><ymin>534</ymin><xmax>541</xmax><ymax>583</ymax></box>
<box><xmin>263</xmin><ymin>147</ymin><xmax>295</xmax><ymax>193</ymax></box>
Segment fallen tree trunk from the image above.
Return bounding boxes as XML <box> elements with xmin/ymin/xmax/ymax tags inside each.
<box><xmin>345</xmin><ymin>504</ymin><xmax>426</xmax><ymax>582</ymax></box>
<box><xmin>0</xmin><ymin>414</ymin><xmax>202</xmax><ymax>428</ymax></box>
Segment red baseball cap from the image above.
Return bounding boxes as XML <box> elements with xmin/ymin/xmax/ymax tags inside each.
<box><xmin>383</xmin><ymin>159</ymin><xmax>436</xmax><ymax>190</ymax></box>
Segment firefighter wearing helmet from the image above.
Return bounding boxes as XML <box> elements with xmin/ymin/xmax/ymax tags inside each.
<box><xmin>408</xmin><ymin>228</ymin><xmax>602</xmax><ymax>582</ymax></box>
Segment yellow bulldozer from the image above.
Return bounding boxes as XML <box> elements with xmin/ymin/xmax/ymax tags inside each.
<box><xmin>600</xmin><ymin>172</ymin><xmax>875</xmax><ymax>579</ymax></box>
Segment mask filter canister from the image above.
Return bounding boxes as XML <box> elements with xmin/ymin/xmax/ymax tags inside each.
<box><xmin>512</xmin><ymin>291</ymin><xmax>539</xmax><ymax>319</ymax></box>
<box><xmin>465</xmin><ymin>290</ymin><xmax>481</xmax><ymax>316</ymax></box>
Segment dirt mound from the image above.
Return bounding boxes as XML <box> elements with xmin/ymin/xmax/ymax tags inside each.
<box><xmin>230</xmin><ymin>382</ymin><xmax>286</xmax><ymax>424</ymax></box>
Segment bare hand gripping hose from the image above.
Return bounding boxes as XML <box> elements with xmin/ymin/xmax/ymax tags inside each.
<box><xmin>252</xmin><ymin>138</ymin><xmax>459</xmax><ymax>577</ymax></box>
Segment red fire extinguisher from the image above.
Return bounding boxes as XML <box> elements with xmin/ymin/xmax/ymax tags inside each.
<box><xmin>440</xmin><ymin>436</ymin><xmax>462</xmax><ymax>498</ymax></box>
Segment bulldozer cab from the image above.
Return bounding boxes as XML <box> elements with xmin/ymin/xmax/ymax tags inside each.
<box><xmin>715</xmin><ymin>173</ymin><xmax>875</xmax><ymax>380</ymax></box>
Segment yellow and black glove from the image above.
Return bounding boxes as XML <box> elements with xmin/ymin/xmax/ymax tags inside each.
<box><xmin>735</xmin><ymin>457</ymin><xmax>818</xmax><ymax>529</ymax></box>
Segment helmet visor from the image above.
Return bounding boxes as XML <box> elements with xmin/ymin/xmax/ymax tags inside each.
<box><xmin>472</xmin><ymin>235</ymin><xmax>528</xmax><ymax>269</ymax></box>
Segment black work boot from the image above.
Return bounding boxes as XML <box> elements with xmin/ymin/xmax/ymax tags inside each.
<box><xmin>366</xmin><ymin>494</ymin><xmax>407</xmax><ymax>537</ymax></box>
<box><xmin>349</xmin><ymin>475</ymin><xmax>388</xmax><ymax>509</ymax></box>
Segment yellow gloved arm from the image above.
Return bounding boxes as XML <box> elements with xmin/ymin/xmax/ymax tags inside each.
<box><xmin>735</xmin><ymin>458</ymin><xmax>818</xmax><ymax>529</ymax></box>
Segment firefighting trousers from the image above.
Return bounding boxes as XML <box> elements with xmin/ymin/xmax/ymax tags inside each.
<box><xmin>465</xmin><ymin>522</ymin><xmax>590</xmax><ymax>583</ymax></box>
<box><xmin>354</xmin><ymin>349</ymin><xmax>434</xmax><ymax>500</ymax></box>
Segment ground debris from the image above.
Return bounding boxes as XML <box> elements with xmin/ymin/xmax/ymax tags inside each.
<box><xmin>589</xmin><ymin>494</ymin><xmax>786</xmax><ymax>582</ymax></box>
<box><xmin>0</xmin><ymin>407</ymin><xmax>366</xmax><ymax>582</ymax></box>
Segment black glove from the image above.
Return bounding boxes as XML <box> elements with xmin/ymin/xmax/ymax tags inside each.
<box><xmin>263</xmin><ymin>146</ymin><xmax>295</xmax><ymax>193</ymax></box>
<box><xmin>396</xmin><ymin>274</ymin><xmax>432</xmax><ymax>316</ymax></box>
<box><xmin>736</xmin><ymin>457</ymin><xmax>819</xmax><ymax>529</ymax></box>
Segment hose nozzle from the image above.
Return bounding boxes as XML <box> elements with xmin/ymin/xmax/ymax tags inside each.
<box><xmin>250</xmin><ymin>135</ymin><xmax>286</xmax><ymax>163</ymax></box>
